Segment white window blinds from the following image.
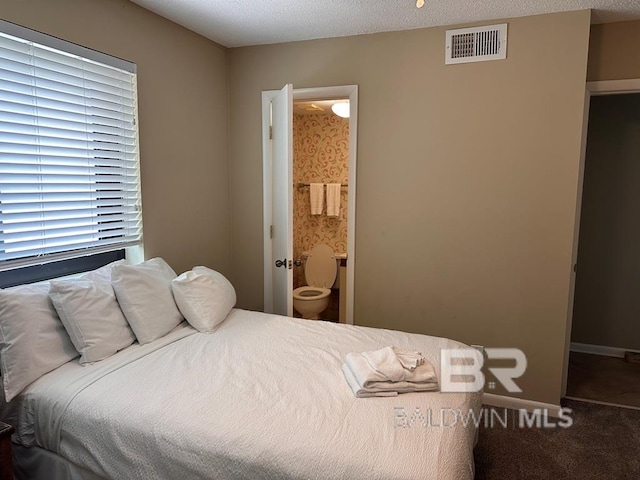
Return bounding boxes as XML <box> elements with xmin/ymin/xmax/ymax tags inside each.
<box><xmin>0</xmin><ymin>23</ymin><xmax>142</xmax><ymax>271</ymax></box>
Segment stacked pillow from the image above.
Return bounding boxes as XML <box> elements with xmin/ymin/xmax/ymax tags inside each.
<box><xmin>171</xmin><ymin>266</ymin><xmax>236</xmax><ymax>333</ymax></box>
<box><xmin>49</xmin><ymin>278</ymin><xmax>136</xmax><ymax>364</ymax></box>
<box><xmin>0</xmin><ymin>258</ymin><xmax>236</xmax><ymax>403</ymax></box>
<box><xmin>0</xmin><ymin>282</ymin><xmax>79</xmax><ymax>402</ymax></box>
<box><xmin>111</xmin><ymin>258</ymin><xmax>185</xmax><ymax>344</ymax></box>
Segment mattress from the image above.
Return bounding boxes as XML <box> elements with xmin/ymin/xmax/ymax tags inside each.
<box><xmin>10</xmin><ymin>309</ymin><xmax>481</xmax><ymax>479</ymax></box>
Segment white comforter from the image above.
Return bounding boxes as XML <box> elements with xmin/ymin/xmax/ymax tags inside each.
<box><xmin>14</xmin><ymin>309</ymin><xmax>481</xmax><ymax>479</ymax></box>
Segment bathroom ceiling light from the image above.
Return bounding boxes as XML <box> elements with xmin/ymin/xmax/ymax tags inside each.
<box><xmin>331</xmin><ymin>101</ymin><xmax>350</xmax><ymax>118</ymax></box>
<box><xmin>416</xmin><ymin>0</ymin><xmax>425</xmax><ymax>7</ymax></box>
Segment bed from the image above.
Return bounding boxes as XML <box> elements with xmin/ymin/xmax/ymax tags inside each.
<box><xmin>1</xmin><ymin>261</ymin><xmax>481</xmax><ymax>479</ymax></box>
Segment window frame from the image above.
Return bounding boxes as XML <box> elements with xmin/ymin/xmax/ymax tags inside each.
<box><xmin>0</xmin><ymin>20</ymin><xmax>144</xmax><ymax>284</ymax></box>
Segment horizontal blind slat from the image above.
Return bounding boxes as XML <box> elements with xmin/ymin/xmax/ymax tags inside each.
<box><xmin>0</xmin><ymin>183</ymin><xmax>140</xmax><ymax>195</ymax></box>
<box><xmin>0</xmin><ymin>53</ymin><xmax>136</xmax><ymax>93</ymax></box>
<box><xmin>1</xmin><ymin>224</ymin><xmax>141</xmax><ymax>246</ymax></box>
<box><xmin>1</xmin><ymin>213</ymin><xmax>140</xmax><ymax>232</ymax></box>
<box><xmin>0</xmin><ymin>133</ymin><xmax>137</xmax><ymax>154</ymax></box>
<box><xmin>0</xmin><ymin>100</ymin><xmax>135</xmax><ymax>130</ymax></box>
<box><xmin>0</xmin><ymin>197</ymin><xmax>139</xmax><ymax>211</ymax></box>
<box><xmin>0</xmin><ymin>83</ymin><xmax>136</xmax><ymax>116</ymax></box>
<box><xmin>0</xmin><ymin>125</ymin><xmax>137</xmax><ymax>147</ymax></box>
<box><xmin>0</xmin><ymin>66</ymin><xmax>136</xmax><ymax>105</ymax></box>
<box><xmin>2</xmin><ymin>207</ymin><xmax>141</xmax><ymax>223</ymax></box>
<box><xmin>0</xmin><ymin>151</ymin><xmax>138</xmax><ymax>165</ymax></box>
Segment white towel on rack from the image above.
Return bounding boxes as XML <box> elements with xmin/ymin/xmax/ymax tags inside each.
<box><xmin>310</xmin><ymin>183</ymin><xmax>324</xmax><ymax>215</ymax></box>
<box><xmin>326</xmin><ymin>183</ymin><xmax>341</xmax><ymax>217</ymax></box>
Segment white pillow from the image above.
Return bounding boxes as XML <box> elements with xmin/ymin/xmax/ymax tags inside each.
<box><xmin>81</xmin><ymin>258</ymin><xmax>128</xmax><ymax>283</ymax></box>
<box><xmin>111</xmin><ymin>258</ymin><xmax>184</xmax><ymax>344</ymax></box>
<box><xmin>171</xmin><ymin>266</ymin><xmax>236</xmax><ymax>333</ymax></box>
<box><xmin>0</xmin><ymin>284</ymin><xmax>78</xmax><ymax>402</ymax></box>
<box><xmin>49</xmin><ymin>279</ymin><xmax>135</xmax><ymax>364</ymax></box>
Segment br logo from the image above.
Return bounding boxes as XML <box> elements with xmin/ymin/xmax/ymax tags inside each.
<box><xmin>440</xmin><ymin>348</ymin><xmax>527</xmax><ymax>393</ymax></box>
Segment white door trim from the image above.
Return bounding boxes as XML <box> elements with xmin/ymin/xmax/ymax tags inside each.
<box><xmin>262</xmin><ymin>85</ymin><xmax>359</xmax><ymax>325</ymax></box>
<box><xmin>570</xmin><ymin>341</ymin><xmax>640</xmax><ymax>358</ymax></box>
<box><xmin>262</xmin><ymin>91</ymin><xmax>276</xmax><ymax>314</ymax></box>
<box><xmin>562</xmin><ymin>79</ymin><xmax>640</xmax><ymax>397</ymax></box>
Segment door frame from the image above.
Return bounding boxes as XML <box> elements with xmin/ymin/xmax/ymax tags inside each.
<box><xmin>262</xmin><ymin>84</ymin><xmax>358</xmax><ymax>324</ymax></box>
<box><xmin>561</xmin><ymin>78</ymin><xmax>640</xmax><ymax>397</ymax></box>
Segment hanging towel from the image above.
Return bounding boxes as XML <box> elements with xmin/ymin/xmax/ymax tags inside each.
<box><xmin>310</xmin><ymin>183</ymin><xmax>324</xmax><ymax>215</ymax></box>
<box><xmin>326</xmin><ymin>183</ymin><xmax>341</xmax><ymax>217</ymax></box>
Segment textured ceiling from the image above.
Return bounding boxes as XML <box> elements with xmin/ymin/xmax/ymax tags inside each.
<box><xmin>130</xmin><ymin>0</ymin><xmax>640</xmax><ymax>47</ymax></box>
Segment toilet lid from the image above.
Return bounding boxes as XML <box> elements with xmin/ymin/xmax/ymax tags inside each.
<box><xmin>305</xmin><ymin>244</ymin><xmax>337</xmax><ymax>288</ymax></box>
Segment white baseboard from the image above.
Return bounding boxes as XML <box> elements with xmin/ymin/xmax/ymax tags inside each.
<box><xmin>483</xmin><ymin>393</ymin><xmax>562</xmax><ymax>417</ymax></box>
<box><xmin>570</xmin><ymin>342</ymin><xmax>640</xmax><ymax>358</ymax></box>
<box><xmin>564</xmin><ymin>396</ymin><xmax>640</xmax><ymax>411</ymax></box>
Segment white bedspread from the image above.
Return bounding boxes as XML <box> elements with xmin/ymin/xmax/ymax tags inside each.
<box><xmin>14</xmin><ymin>309</ymin><xmax>481</xmax><ymax>479</ymax></box>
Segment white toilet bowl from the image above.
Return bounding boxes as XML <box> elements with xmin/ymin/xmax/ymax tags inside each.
<box><xmin>293</xmin><ymin>244</ymin><xmax>337</xmax><ymax>320</ymax></box>
<box><xmin>292</xmin><ymin>286</ymin><xmax>331</xmax><ymax>320</ymax></box>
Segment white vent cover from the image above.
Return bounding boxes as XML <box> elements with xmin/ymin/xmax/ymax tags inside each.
<box><xmin>445</xmin><ymin>24</ymin><xmax>507</xmax><ymax>65</ymax></box>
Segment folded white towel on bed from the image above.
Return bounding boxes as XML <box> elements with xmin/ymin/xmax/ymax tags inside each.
<box><xmin>342</xmin><ymin>363</ymin><xmax>399</xmax><ymax>398</ymax></box>
<box><xmin>362</xmin><ymin>346</ymin><xmax>428</xmax><ymax>379</ymax></box>
<box><xmin>342</xmin><ymin>363</ymin><xmax>438</xmax><ymax>398</ymax></box>
<box><xmin>343</xmin><ymin>346</ymin><xmax>438</xmax><ymax>398</ymax></box>
<box><xmin>310</xmin><ymin>183</ymin><xmax>324</xmax><ymax>215</ymax></box>
<box><xmin>392</xmin><ymin>347</ymin><xmax>426</xmax><ymax>371</ymax></box>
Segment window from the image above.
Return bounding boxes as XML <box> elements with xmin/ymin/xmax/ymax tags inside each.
<box><xmin>0</xmin><ymin>21</ymin><xmax>142</xmax><ymax>285</ymax></box>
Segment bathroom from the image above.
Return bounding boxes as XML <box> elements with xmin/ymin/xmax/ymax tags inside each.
<box><xmin>292</xmin><ymin>99</ymin><xmax>349</xmax><ymax>322</ymax></box>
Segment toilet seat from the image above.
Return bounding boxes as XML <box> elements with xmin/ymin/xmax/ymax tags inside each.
<box><xmin>292</xmin><ymin>285</ymin><xmax>331</xmax><ymax>301</ymax></box>
<box><xmin>304</xmin><ymin>244</ymin><xmax>337</xmax><ymax>288</ymax></box>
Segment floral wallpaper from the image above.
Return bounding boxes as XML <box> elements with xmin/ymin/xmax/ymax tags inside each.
<box><xmin>293</xmin><ymin>113</ymin><xmax>349</xmax><ymax>289</ymax></box>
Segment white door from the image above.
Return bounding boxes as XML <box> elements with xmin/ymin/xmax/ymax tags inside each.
<box><xmin>263</xmin><ymin>84</ymin><xmax>358</xmax><ymax>323</ymax></box>
<box><xmin>267</xmin><ymin>84</ymin><xmax>293</xmax><ymax>316</ymax></box>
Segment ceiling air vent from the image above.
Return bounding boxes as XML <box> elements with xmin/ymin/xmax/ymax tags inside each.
<box><xmin>445</xmin><ymin>24</ymin><xmax>507</xmax><ymax>65</ymax></box>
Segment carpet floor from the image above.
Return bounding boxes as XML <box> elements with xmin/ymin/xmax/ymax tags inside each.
<box><xmin>473</xmin><ymin>399</ymin><xmax>640</xmax><ymax>479</ymax></box>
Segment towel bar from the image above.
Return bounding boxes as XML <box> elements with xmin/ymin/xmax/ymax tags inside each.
<box><xmin>296</xmin><ymin>183</ymin><xmax>348</xmax><ymax>188</ymax></box>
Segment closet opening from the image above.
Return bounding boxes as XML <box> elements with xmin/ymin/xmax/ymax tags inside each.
<box><xmin>565</xmin><ymin>84</ymin><xmax>640</xmax><ymax>410</ymax></box>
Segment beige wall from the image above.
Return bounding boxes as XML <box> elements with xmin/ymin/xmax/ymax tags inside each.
<box><xmin>588</xmin><ymin>20</ymin><xmax>640</xmax><ymax>81</ymax></box>
<box><xmin>571</xmin><ymin>94</ymin><xmax>640</xmax><ymax>351</ymax></box>
<box><xmin>1</xmin><ymin>0</ymin><xmax>232</xmax><ymax>276</ymax></box>
<box><xmin>228</xmin><ymin>10</ymin><xmax>591</xmax><ymax>404</ymax></box>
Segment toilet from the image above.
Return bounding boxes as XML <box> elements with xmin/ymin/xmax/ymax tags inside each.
<box><xmin>293</xmin><ymin>244</ymin><xmax>337</xmax><ymax>320</ymax></box>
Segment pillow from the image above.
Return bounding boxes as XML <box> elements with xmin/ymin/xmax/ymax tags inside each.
<box><xmin>81</xmin><ymin>258</ymin><xmax>128</xmax><ymax>283</ymax></box>
<box><xmin>49</xmin><ymin>279</ymin><xmax>136</xmax><ymax>364</ymax></box>
<box><xmin>0</xmin><ymin>284</ymin><xmax>79</xmax><ymax>402</ymax></box>
<box><xmin>111</xmin><ymin>258</ymin><xmax>184</xmax><ymax>345</ymax></box>
<box><xmin>171</xmin><ymin>266</ymin><xmax>236</xmax><ymax>333</ymax></box>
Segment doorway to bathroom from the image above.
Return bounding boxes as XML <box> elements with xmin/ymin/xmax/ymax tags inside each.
<box><xmin>261</xmin><ymin>85</ymin><xmax>358</xmax><ymax>324</ymax></box>
<box><xmin>563</xmin><ymin>79</ymin><xmax>640</xmax><ymax>410</ymax></box>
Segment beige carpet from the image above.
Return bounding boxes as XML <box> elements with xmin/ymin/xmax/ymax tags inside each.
<box><xmin>474</xmin><ymin>399</ymin><xmax>640</xmax><ymax>479</ymax></box>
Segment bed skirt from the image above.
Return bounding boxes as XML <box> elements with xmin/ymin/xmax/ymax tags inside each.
<box><xmin>14</xmin><ymin>444</ymin><xmax>105</xmax><ymax>480</ymax></box>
